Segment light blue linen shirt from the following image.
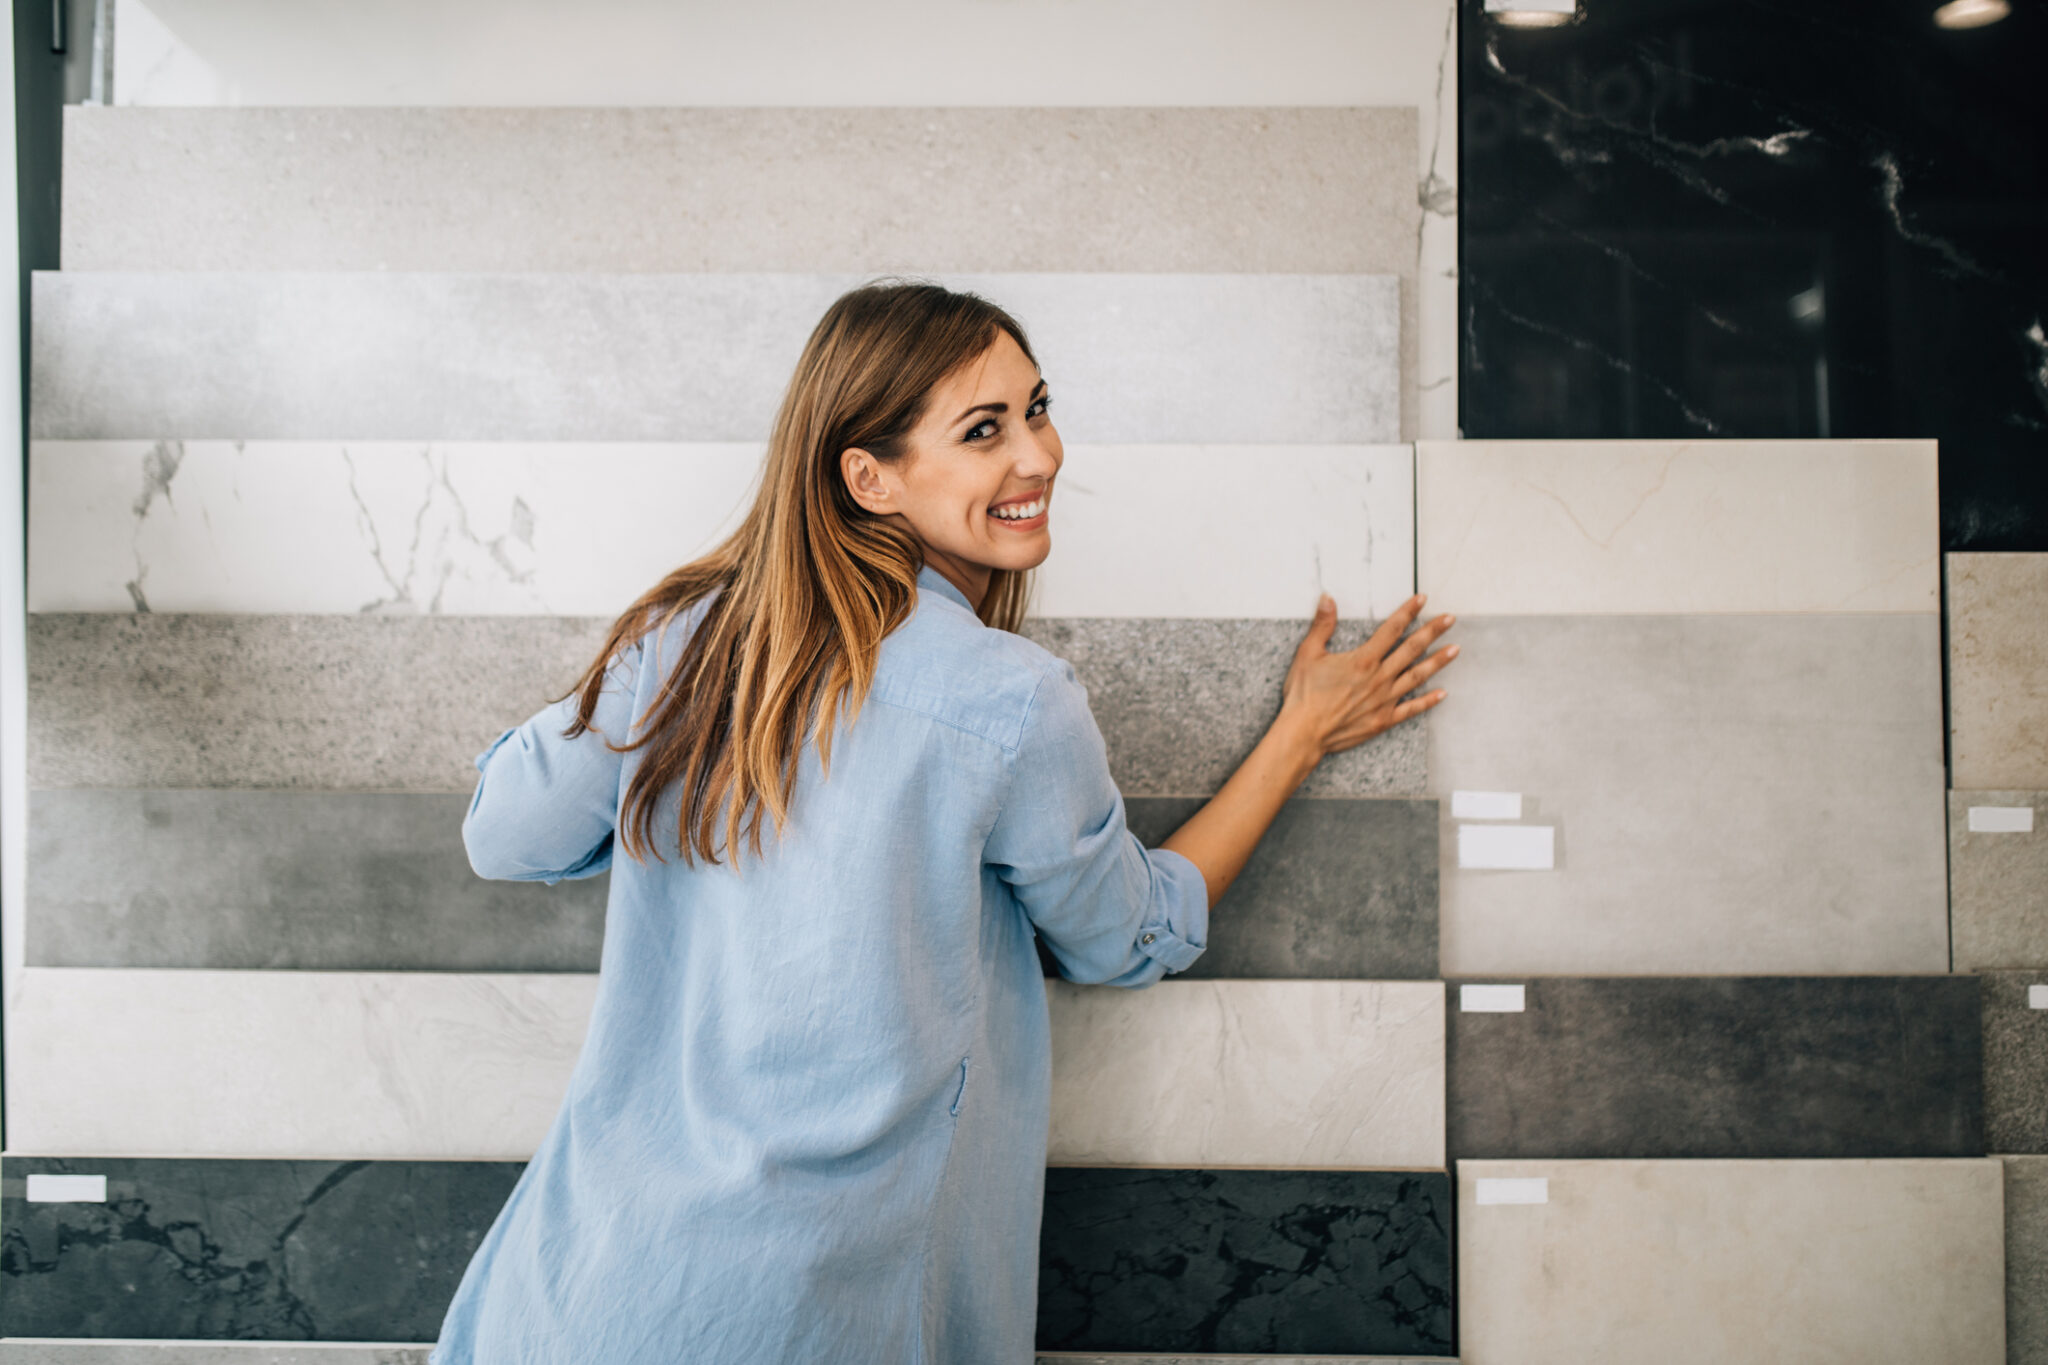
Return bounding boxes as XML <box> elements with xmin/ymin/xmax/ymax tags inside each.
<box><xmin>428</xmin><ymin>565</ymin><xmax>1210</xmax><ymax>1365</ymax></box>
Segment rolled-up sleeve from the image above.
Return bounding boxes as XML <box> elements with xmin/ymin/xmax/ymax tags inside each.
<box><xmin>983</xmin><ymin>658</ymin><xmax>1210</xmax><ymax>987</ymax></box>
<box><xmin>463</xmin><ymin>633</ymin><xmax>648</xmax><ymax>885</ymax></box>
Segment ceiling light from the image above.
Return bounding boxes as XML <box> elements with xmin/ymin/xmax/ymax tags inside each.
<box><xmin>1487</xmin><ymin>0</ymin><xmax>1577</xmax><ymax>27</ymax></box>
<box><xmin>1933</xmin><ymin>0</ymin><xmax>2010</xmax><ymax>28</ymax></box>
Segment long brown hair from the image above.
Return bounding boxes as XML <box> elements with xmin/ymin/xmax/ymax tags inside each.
<box><xmin>556</xmin><ymin>278</ymin><xmax>1039</xmax><ymax>867</ymax></box>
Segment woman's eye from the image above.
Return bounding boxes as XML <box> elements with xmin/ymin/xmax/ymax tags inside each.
<box><xmin>965</xmin><ymin>419</ymin><xmax>997</xmax><ymax>441</ymax></box>
<box><xmin>1028</xmin><ymin>395</ymin><xmax>1051</xmax><ymax>418</ymax></box>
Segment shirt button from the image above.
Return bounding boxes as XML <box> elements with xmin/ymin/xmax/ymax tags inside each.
<box><xmin>1140</xmin><ymin>932</ymin><xmax>1156</xmax><ymax>944</ymax></box>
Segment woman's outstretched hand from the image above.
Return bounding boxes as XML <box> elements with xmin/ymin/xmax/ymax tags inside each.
<box><xmin>1275</xmin><ymin>592</ymin><xmax>1457</xmax><ymax>763</ymax></box>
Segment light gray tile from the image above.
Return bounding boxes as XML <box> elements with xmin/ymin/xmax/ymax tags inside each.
<box><xmin>1950</xmin><ymin>792</ymin><xmax>2048</xmax><ymax>972</ymax></box>
<box><xmin>1022</xmin><ymin>619</ymin><xmax>1429</xmax><ymax>798</ymax></box>
<box><xmin>1949</xmin><ymin>553</ymin><xmax>2048</xmax><ymax>790</ymax></box>
<box><xmin>1123</xmin><ymin>797</ymin><xmax>1437</xmax><ymax>978</ymax></box>
<box><xmin>1457</xmin><ymin>1158</ymin><xmax>2007</xmax><ymax>1365</ymax></box>
<box><xmin>31</xmin><ymin>615</ymin><xmax>1428</xmax><ymax>796</ymax></box>
<box><xmin>1985</xmin><ymin>971</ymin><xmax>2048</xmax><ymax>1155</ymax></box>
<box><xmin>1430</xmin><ymin>615</ymin><xmax>1948</xmax><ymax>976</ymax></box>
<box><xmin>26</xmin><ymin>789</ymin><xmax>605</xmax><ymax>970</ymax></box>
<box><xmin>2009</xmin><ymin>1156</ymin><xmax>2048</xmax><ymax>1365</ymax></box>
<box><xmin>30</xmin><ymin>272</ymin><xmax>1399</xmax><ymax>444</ymax></box>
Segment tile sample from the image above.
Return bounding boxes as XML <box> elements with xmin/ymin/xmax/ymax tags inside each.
<box><xmin>1950</xmin><ymin>791</ymin><xmax>2048</xmax><ymax>971</ymax></box>
<box><xmin>30</xmin><ymin>272</ymin><xmax>1400</xmax><ymax>444</ymax></box>
<box><xmin>3</xmin><ymin>968</ymin><xmax>593</xmax><ymax>1157</ymax></box>
<box><xmin>26</xmin><ymin>790</ymin><xmax>607</xmax><ymax>971</ymax></box>
<box><xmin>28</xmin><ymin>613</ymin><xmax>609</xmax><ymax>791</ymax></box>
<box><xmin>2009</xmin><ymin>1156</ymin><xmax>2048</xmax><ymax>1365</ymax></box>
<box><xmin>0</xmin><ymin>1351</ymin><xmax>431</xmax><ymax>1364</ymax></box>
<box><xmin>1985</xmin><ymin>971</ymin><xmax>2048</xmax><ymax>1155</ymax></box>
<box><xmin>1949</xmin><ymin>554</ymin><xmax>2048</xmax><ymax>789</ymax></box>
<box><xmin>1037</xmin><ymin>1168</ymin><xmax>1452</xmax><ymax>1357</ymax></box>
<box><xmin>30</xmin><ymin>615</ymin><xmax>1429</xmax><ymax>795</ymax></box>
<box><xmin>1023</xmin><ymin>619</ymin><xmax>1429</xmax><ymax>798</ymax></box>
<box><xmin>1429</xmin><ymin>614</ymin><xmax>1948</xmax><ymax>975</ymax></box>
<box><xmin>1416</xmin><ymin>439</ymin><xmax>1939</xmax><ymax>615</ymax></box>
<box><xmin>1456</xmin><ymin>1158</ymin><xmax>2006</xmax><ymax>1365</ymax></box>
<box><xmin>1447</xmin><ymin>977</ymin><xmax>1983</xmax><ymax>1159</ymax></box>
<box><xmin>1047</xmin><ymin>980</ymin><xmax>1444</xmax><ymax>1168</ymax></box>
<box><xmin>1121</xmin><ymin>797</ymin><xmax>1437</xmax><ymax>979</ymax></box>
<box><xmin>0</xmin><ymin>1156</ymin><xmax>520</xmax><ymax>1340</ymax></box>
<box><xmin>30</xmin><ymin>441</ymin><xmax>1416</xmax><ymax>620</ymax></box>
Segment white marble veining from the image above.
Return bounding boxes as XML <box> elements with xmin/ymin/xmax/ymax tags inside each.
<box><xmin>1417</xmin><ymin>439</ymin><xmax>1940</xmax><ymax>615</ymax></box>
<box><xmin>29</xmin><ymin>441</ymin><xmax>1415</xmax><ymax>619</ymax></box>
<box><xmin>3</xmin><ymin>968</ymin><xmax>594</xmax><ymax>1157</ymax></box>
<box><xmin>1046</xmin><ymin>979</ymin><xmax>1444</xmax><ymax>1168</ymax></box>
<box><xmin>30</xmin><ymin>272</ymin><xmax>1401</xmax><ymax>445</ymax></box>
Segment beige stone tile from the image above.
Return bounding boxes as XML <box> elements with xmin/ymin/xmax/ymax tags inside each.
<box><xmin>1950</xmin><ymin>792</ymin><xmax>2048</xmax><ymax>971</ymax></box>
<box><xmin>1949</xmin><ymin>554</ymin><xmax>2048</xmax><ymax>789</ymax></box>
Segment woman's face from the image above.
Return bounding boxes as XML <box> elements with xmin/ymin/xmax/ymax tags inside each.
<box><xmin>840</xmin><ymin>330</ymin><xmax>1062</xmax><ymax>606</ymax></box>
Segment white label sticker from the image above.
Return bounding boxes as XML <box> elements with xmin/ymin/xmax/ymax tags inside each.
<box><xmin>1461</xmin><ymin>984</ymin><xmax>1527</xmax><ymax>1013</ymax></box>
<box><xmin>2030</xmin><ymin>985</ymin><xmax>2048</xmax><ymax>1010</ymax></box>
<box><xmin>1458</xmin><ymin>823</ymin><xmax>1555</xmax><ymax>870</ymax></box>
<box><xmin>1476</xmin><ymin>1177</ymin><xmax>1549</xmax><ymax>1205</ymax></box>
<box><xmin>1969</xmin><ymin>806</ymin><xmax>2036</xmax><ymax>834</ymax></box>
<box><xmin>27</xmin><ymin>1173</ymin><xmax>106</xmax><ymax>1202</ymax></box>
<box><xmin>1453</xmin><ymin>790</ymin><xmax>1524</xmax><ymax>820</ymax></box>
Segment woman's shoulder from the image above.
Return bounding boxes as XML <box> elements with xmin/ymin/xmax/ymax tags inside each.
<box><xmin>871</xmin><ymin>595</ymin><xmax>1073</xmax><ymax>754</ymax></box>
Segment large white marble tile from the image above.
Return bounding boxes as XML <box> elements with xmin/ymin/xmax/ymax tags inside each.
<box><xmin>1416</xmin><ymin>439</ymin><xmax>1939</xmax><ymax>615</ymax></box>
<box><xmin>1431</xmin><ymin>615</ymin><xmax>1949</xmax><ymax>976</ymax></box>
<box><xmin>1456</xmin><ymin>1158</ymin><xmax>2006</xmax><ymax>1365</ymax></box>
<box><xmin>1948</xmin><ymin>553</ymin><xmax>2048</xmax><ymax>790</ymax></box>
<box><xmin>28</xmin><ymin>441</ymin><xmax>1415</xmax><ymax>619</ymax></box>
<box><xmin>1046</xmin><ymin>979</ymin><xmax>1443</xmax><ymax>1168</ymax></box>
<box><xmin>30</xmin><ymin>272</ymin><xmax>1400</xmax><ymax>445</ymax></box>
<box><xmin>2</xmin><ymin>968</ymin><xmax>594</xmax><ymax>1157</ymax></box>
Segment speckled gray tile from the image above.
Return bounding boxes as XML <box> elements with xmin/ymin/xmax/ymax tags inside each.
<box><xmin>1949</xmin><ymin>554</ymin><xmax>2048</xmax><ymax>790</ymax></box>
<box><xmin>1037</xmin><ymin>1169</ymin><xmax>1452</xmax><ymax>1356</ymax></box>
<box><xmin>27</xmin><ymin>614</ymin><xmax>609</xmax><ymax>791</ymax></box>
<box><xmin>1951</xmin><ymin>792</ymin><xmax>2048</xmax><ymax>971</ymax></box>
<box><xmin>0</xmin><ymin>1157</ymin><xmax>522</xmax><ymax>1341</ymax></box>
<box><xmin>30</xmin><ymin>272</ymin><xmax>1399</xmax><ymax>444</ymax></box>
<box><xmin>1448</xmin><ymin>977</ymin><xmax>1982</xmax><ymax>1160</ymax></box>
<box><xmin>1021</xmin><ymin>619</ymin><xmax>1429</xmax><ymax>797</ymax></box>
<box><xmin>1984</xmin><ymin>971</ymin><xmax>2048</xmax><ymax>1155</ymax></box>
<box><xmin>2008</xmin><ymin>1156</ymin><xmax>2048</xmax><ymax>1365</ymax></box>
<box><xmin>1430</xmin><ymin>614</ymin><xmax>1948</xmax><ymax>975</ymax></box>
<box><xmin>31</xmin><ymin>615</ymin><xmax>1428</xmax><ymax>796</ymax></box>
<box><xmin>26</xmin><ymin>790</ymin><xmax>606</xmax><ymax>970</ymax></box>
<box><xmin>1122</xmin><ymin>797</ymin><xmax>1436</xmax><ymax>978</ymax></box>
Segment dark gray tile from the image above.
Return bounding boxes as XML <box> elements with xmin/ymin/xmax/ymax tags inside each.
<box><xmin>1984</xmin><ymin>971</ymin><xmax>2048</xmax><ymax>1155</ymax></box>
<box><xmin>1120</xmin><ymin>797</ymin><xmax>1437</xmax><ymax>979</ymax></box>
<box><xmin>0</xmin><ymin>1157</ymin><xmax>521</xmax><ymax>1341</ymax></box>
<box><xmin>1036</xmin><ymin>1168</ymin><xmax>1452</xmax><ymax>1357</ymax></box>
<box><xmin>1020</xmin><ymin>619</ymin><xmax>1429</xmax><ymax>797</ymax></box>
<box><xmin>1447</xmin><ymin>976</ymin><xmax>1983</xmax><ymax>1160</ymax></box>
<box><xmin>26</xmin><ymin>790</ymin><xmax>605</xmax><ymax>970</ymax></box>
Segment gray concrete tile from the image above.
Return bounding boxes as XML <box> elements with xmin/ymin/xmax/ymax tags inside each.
<box><xmin>1447</xmin><ymin>976</ymin><xmax>1982</xmax><ymax>1160</ymax></box>
<box><xmin>26</xmin><ymin>789</ymin><xmax>605</xmax><ymax>970</ymax></box>
<box><xmin>1985</xmin><ymin>970</ymin><xmax>2048</xmax><ymax>1154</ymax></box>
<box><xmin>2008</xmin><ymin>1155</ymin><xmax>2048</xmax><ymax>1365</ymax></box>
<box><xmin>1950</xmin><ymin>792</ymin><xmax>2048</xmax><ymax>971</ymax></box>
<box><xmin>30</xmin><ymin>272</ymin><xmax>1399</xmax><ymax>444</ymax></box>
<box><xmin>1948</xmin><ymin>553</ymin><xmax>2048</xmax><ymax>790</ymax></box>
<box><xmin>1429</xmin><ymin>614</ymin><xmax>1949</xmax><ymax>975</ymax></box>
<box><xmin>1123</xmin><ymin>797</ymin><xmax>1437</xmax><ymax>978</ymax></box>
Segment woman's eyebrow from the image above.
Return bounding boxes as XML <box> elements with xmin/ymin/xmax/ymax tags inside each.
<box><xmin>950</xmin><ymin>378</ymin><xmax>1049</xmax><ymax>427</ymax></box>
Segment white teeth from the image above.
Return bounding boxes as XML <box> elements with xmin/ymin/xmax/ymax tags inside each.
<box><xmin>991</xmin><ymin>496</ymin><xmax>1046</xmax><ymax>521</ymax></box>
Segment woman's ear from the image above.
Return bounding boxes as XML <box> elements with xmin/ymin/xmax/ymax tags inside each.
<box><xmin>841</xmin><ymin>447</ymin><xmax>894</xmax><ymax>516</ymax></box>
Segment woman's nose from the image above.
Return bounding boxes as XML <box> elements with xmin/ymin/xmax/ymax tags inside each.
<box><xmin>1015</xmin><ymin>423</ymin><xmax>1062</xmax><ymax>478</ymax></box>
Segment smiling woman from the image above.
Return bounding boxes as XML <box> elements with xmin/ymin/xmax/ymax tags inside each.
<box><xmin>431</xmin><ymin>277</ymin><xmax>1457</xmax><ymax>1364</ymax></box>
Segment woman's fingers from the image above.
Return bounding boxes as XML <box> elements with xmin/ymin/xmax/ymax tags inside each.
<box><xmin>1352</xmin><ymin>593</ymin><xmax>1425</xmax><ymax>663</ymax></box>
<box><xmin>1292</xmin><ymin>593</ymin><xmax>1339</xmax><ymax>666</ymax></box>
<box><xmin>1390</xmin><ymin>641</ymin><xmax>1460</xmax><ymax>697</ymax></box>
<box><xmin>1372</xmin><ymin>611</ymin><xmax>1456</xmax><ymax>679</ymax></box>
<box><xmin>1390</xmin><ymin>689</ymin><xmax>1448</xmax><ymax>724</ymax></box>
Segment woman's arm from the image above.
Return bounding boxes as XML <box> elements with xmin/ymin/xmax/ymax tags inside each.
<box><xmin>1159</xmin><ymin>592</ymin><xmax>1457</xmax><ymax>907</ymax></box>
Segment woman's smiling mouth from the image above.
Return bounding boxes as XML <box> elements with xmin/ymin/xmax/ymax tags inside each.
<box><xmin>988</xmin><ymin>490</ymin><xmax>1050</xmax><ymax>527</ymax></box>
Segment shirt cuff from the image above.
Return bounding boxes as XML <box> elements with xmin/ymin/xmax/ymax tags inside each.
<box><xmin>1134</xmin><ymin>845</ymin><xmax>1210</xmax><ymax>973</ymax></box>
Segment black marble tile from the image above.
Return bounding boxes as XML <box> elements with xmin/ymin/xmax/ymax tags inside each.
<box><xmin>1460</xmin><ymin>0</ymin><xmax>2048</xmax><ymax>551</ymax></box>
<box><xmin>1447</xmin><ymin>976</ymin><xmax>1982</xmax><ymax>1159</ymax></box>
<box><xmin>0</xmin><ymin>1157</ymin><xmax>522</xmax><ymax>1340</ymax></box>
<box><xmin>1983</xmin><ymin>970</ymin><xmax>2048</xmax><ymax>1154</ymax></box>
<box><xmin>1036</xmin><ymin>1168</ymin><xmax>1453</xmax><ymax>1357</ymax></box>
<box><xmin>26</xmin><ymin>789</ymin><xmax>606</xmax><ymax>971</ymax></box>
<box><xmin>1118</xmin><ymin>797</ymin><xmax>1438</xmax><ymax>979</ymax></box>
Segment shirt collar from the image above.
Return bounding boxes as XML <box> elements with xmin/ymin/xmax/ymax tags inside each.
<box><xmin>916</xmin><ymin>563</ymin><xmax>976</xmax><ymax>614</ymax></box>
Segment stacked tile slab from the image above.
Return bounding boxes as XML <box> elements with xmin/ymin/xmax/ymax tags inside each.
<box><xmin>1947</xmin><ymin>551</ymin><xmax>2048</xmax><ymax>1363</ymax></box>
<box><xmin>4</xmin><ymin>105</ymin><xmax>1453</xmax><ymax>1360</ymax></box>
<box><xmin>1417</xmin><ymin>439</ymin><xmax>2005</xmax><ymax>1363</ymax></box>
